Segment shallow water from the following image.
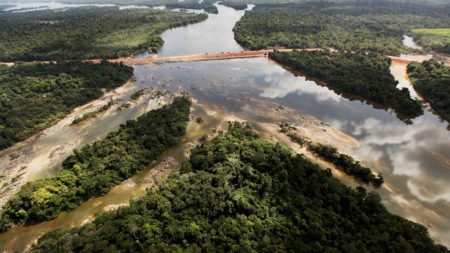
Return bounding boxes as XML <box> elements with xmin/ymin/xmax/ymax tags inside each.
<box><xmin>2</xmin><ymin>2</ymin><xmax>148</xmax><ymax>12</ymax></box>
<box><xmin>0</xmin><ymin>103</ymin><xmax>222</xmax><ymax>252</ymax></box>
<box><xmin>0</xmin><ymin>3</ymin><xmax>449</xmax><ymax>251</ymax></box>
<box><xmin>134</xmin><ymin>5</ymin><xmax>450</xmax><ymax>246</ymax></box>
<box><xmin>142</xmin><ymin>59</ymin><xmax>450</xmax><ymax>246</ymax></box>
<box><xmin>403</xmin><ymin>34</ymin><xmax>423</xmax><ymax>50</ymax></box>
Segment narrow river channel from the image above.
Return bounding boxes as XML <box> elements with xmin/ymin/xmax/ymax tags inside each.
<box><xmin>0</xmin><ymin>3</ymin><xmax>449</xmax><ymax>251</ymax></box>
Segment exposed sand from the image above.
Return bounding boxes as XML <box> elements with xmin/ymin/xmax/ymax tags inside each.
<box><xmin>196</xmin><ymin>95</ymin><xmax>361</xmax><ymax>186</ymax></box>
<box><xmin>0</xmin><ymin>81</ymin><xmax>175</xmax><ymax>208</ymax></box>
<box><xmin>0</xmin><ymin>95</ymin><xmax>368</xmax><ymax>253</ymax></box>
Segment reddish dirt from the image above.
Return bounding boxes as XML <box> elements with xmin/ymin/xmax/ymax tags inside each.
<box><xmin>82</xmin><ymin>49</ymin><xmax>298</xmax><ymax>65</ymax></box>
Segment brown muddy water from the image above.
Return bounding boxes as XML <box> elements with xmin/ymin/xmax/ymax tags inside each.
<box><xmin>0</xmin><ymin>3</ymin><xmax>449</xmax><ymax>251</ymax></box>
<box><xmin>0</xmin><ymin>102</ymin><xmax>224</xmax><ymax>252</ymax></box>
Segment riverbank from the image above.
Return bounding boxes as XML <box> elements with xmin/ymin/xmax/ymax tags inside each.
<box><xmin>0</xmin><ymin>92</ymin><xmax>367</xmax><ymax>252</ymax></box>
<box><xmin>0</xmin><ymin>2</ymin><xmax>449</xmax><ymax>250</ymax></box>
<box><xmin>0</xmin><ymin>80</ymin><xmax>176</xmax><ymax>209</ymax></box>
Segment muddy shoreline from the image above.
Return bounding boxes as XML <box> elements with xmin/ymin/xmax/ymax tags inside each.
<box><xmin>0</xmin><ymin>79</ymin><xmax>176</xmax><ymax>209</ymax></box>
<box><xmin>0</xmin><ymin>93</ymin><xmax>365</xmax><ymax>252</ymax></box>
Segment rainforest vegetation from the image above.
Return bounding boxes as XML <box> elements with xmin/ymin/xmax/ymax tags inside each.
<box><xmin>0</xmin><ymin>97</ymin><xmax>191</xmax><ymax>231</ymax></box>
<box><xmin>269</xmin><ymin>50</ymin><xmax>423</xmax><ymax>120</ymax></box>
<box><xmin>280</xmin><ymin>125</ymin><xmax>384</xmax><ymax>187</ymax></box>
<box><xmin>0</xmin><ymin>7</ymin><xmax>207</xmax><ymax>61</ymax></box>
<box><xmin>219</xmin><ymin>1</ymin><xmax>248</xmax><ymax>10</ymax></box>
<box><xmin>31</xmin><ymin>123</ymin><xmax>447</xmax><ymax>253</ymax></box>
<box><xmin>166</xmin><ymin>0</ymin><xmax>218</xmax><ymax>14</ymax></box>
<box><xmin>307</xmin><ymin>143</ymin><xmax>384</xmax><ymax>187</ymax></box>
<box><xmin>59</xmin><ymin>0</ymin><xmax>178</xmax><ymax>5</ymax></box>
<box><xmin>407</xmin><ymin>60</ymin><xmax>450</xmax><ymax>123</ymax></box>
<box><xmin>131</xmin><ymin>89</ymin><xmax>146</xmax><ymax>100</ymax></box>
<box><xmin>222</xmin><ymin>0</ymin><xmax>450</xmax><ymax>4</ymax></box>
<box><xmin>70</xmin><ymin>101</ymin><xmax>114</xmax><ymax>125</ymax></box>
<box><xmin>57</xmin><ymin>0</ymin><xmax>450</xmax><ymax>5</ymax></box>
<box><xmin>233</xmin><ymin>1</ymin><xmax>450</xmax><ymax>55</ymax></box>
<box><xmin>0</xmin><ymin>61</ymin><xmax>133</xmax><ymax>150</ymax></box>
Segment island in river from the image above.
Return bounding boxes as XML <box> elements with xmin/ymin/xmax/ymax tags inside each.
<box><xmin>0</xmin><ymin>1</ymin><xmax>450</xmax><ymax>252</ymax></box>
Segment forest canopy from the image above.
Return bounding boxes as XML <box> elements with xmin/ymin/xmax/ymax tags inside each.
<box><xmin>0</xmin><ymin>97</ymin><xmax>191</xmax><ymax>231</ymax></box>
<box><xmin>0</xmin><ymin>61</ymin><xmax>133</xmax><ymax>150</ymax></box>
<box><xmin>0</xmin><ymin>7</ymin><xmax>207</xmax><ymax>61</ymax></box>
<box><xmin>31</xmin><ymin>123</ymin><xmax>448</xmax><ymax>252</ymax></box>
<box><xmin>407</xmin><ymin>60</ymin><xmax>450</xmax><ymax>123</ymax></box>
<box><xmin>280</xmin><ymin>126</ymin><xmax>384</xmax><ymax>187</ymax></box>
<box><xmin>269</xmin><ymin>50</ymin><xmax>423</xmax><ymax>121</ymax></box>
<box><xmin>55</xmin><ymin>0</ymin><xmax>450</xmax><ymax>5</ymax></box>
<box><xmin>222</xmin><ymin>0</ymin><xmax>450</xmax><ymax>4</ymax></box>
<box><xmin>233</xmin><ymin>1</ymin><xmax>450</xmax><ymax>55</ymax></box>
<box><xmin>166</xmin><ymin>0</ymin><xmax>219</xmax><ymax>14</ymax></box>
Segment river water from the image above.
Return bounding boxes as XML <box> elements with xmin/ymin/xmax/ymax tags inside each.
<box><xmin>134</xmin><ymin>4</ymin><xmax>450</xmax><ymax>247</ymax></box>
<box><xmin>0</xmin><ymin>3</ymin><xmax>449</xmax><ymax>251</ymax></box>
<box><xmin>1</xmin><ymin>2</ymin><xmax>149</xmax><ymax>12</ymax></box>
<box><xmin>403</xmin><ymin>35</ymin><xmax>423</xmax><ymax>50</ymax></box>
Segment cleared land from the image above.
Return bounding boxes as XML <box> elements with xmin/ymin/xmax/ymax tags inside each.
<box><xmin>411</xmin><ymin>28</ymin><xmax>450</xmax><ymax>54</ymax></box>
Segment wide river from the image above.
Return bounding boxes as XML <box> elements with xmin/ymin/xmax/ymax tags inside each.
<box><xmin>0</xmin><ymin>4</ymin><xmax>449</xmax><ymax>251</ymax></box>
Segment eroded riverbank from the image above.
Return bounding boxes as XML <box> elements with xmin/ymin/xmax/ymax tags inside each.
<box><xmin>0</xmin><ymin>2</ymin><xmax>449</xmax><ymax>251</ymax></box>
<box><xmin>0</xmin><ymin>79</ymin><xmax>176</xmax><ymax>208</ymax></box>
<box><xmin>131</xmin><ymin>55</ymin><xmax>450</xmax><ymax>247</ymax></box>
<box><xmin>0</xmin><ymin>93</ymin><xmax>366</xmax><ymax>252</ymax></box>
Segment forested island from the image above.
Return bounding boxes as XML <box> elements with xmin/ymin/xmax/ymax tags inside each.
<box><xmin>0</xmin><ymin>97</ymin><xmax>191</xmax><ymax>231</ymax></box>
<box><xmin>281</xmin><ymin>127</ymin><xmax>384</xmax><ymax>187</ymax></box>
<box><xmin>269</xmin><ymin>50</ymin><xmax>423</xmax><ymax>120</ymax></box>
<box><xmin>166</xmin><ymin>0</ymin><xmax>218</xmax><ymax>14</ymax></box>
<box><xmin>219</xmin><ymin>1</ymin><xmax>248</xmax><ymax>10</ymax></box>
<box><xmin>233</xmin><ymin>1</ymin><xmax>450</xmax><ymax>54</ymax></box>
<box><xmin>31</xmin><ymin>123</ymin><xmax>448</xmax><ymax>252</ymax></box>
<box><xmin>407</xmin><ymin>60</ymin><xmax>450</xmax><ymax>123</ymax></box>
<box><xmin>0</xmin><ymin>61</ymin><xmax>133</xmax><ymax>150</ymax></box>
<box><xmin>70</xmin><ymin>101</ymin><xmax>114</xmax><ymax>125</ymax></box>
<box><xmin>0</xmin><ymin>7</ymin><xmax>207</xmax><ymax>61</ymax></box>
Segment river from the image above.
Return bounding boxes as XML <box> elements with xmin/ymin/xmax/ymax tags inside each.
<box><xmin>1</xmin><ymin>2</ymin><xmax>149</xmax><ymax>12</ymax></box>
<box><xmin>0</xmin><ymin>3</ymin><xmax>449</xmax><ymax>251</ymax></box>
<box><xmin>403</xmin><ymin>35</ymin><xmax>423</xmax><ymax>50</ymax></box>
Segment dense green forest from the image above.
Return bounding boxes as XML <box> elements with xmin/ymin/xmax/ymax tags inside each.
<box><xmin>0</xmin><ymin>62</ymin><xmax>132</xmax><ymax>150</ymax></box>
<box><xmin>166</xmin><ymin>0</ymin><xmax>218</xmax><ymax>14</ymax></box>
<box><xmin>225</xmin><ymin>0</ymin><xmax>450</xmax><ymax>4</ymax></box>
<box><xmin>31</xmin><ymin>123</ymin><xmax>448</xmax><ymax>252</ymax></box>
<box><xmin>219</xmin><ymin>1</ymin><xmax>248</xmax><ymax>10</ymax></box>
<box><xmin>0</xmin><ymin>97</ymin><xmax>191</xmax><ymax>231</ymax></box>
<box><xmin>269</xmin><ymin>50</ymin><xmax>423</xmax><ymax>120</ymax></box>
<box><xmin>308</xmin><ymin>143</ymin><xmax>384</xmax><ymax>187</ymax></box>
<box><xmin>130</xmin><ymin>89</ymin><xmax>145</xmax><ymax>100</ymax></box>
<box><xmin>407</xmin><ymin>60</ymin><xmax>450</xmax><ymax>123</ymax></box>
<box><xmin>233</xmin><ymin>1</ymin><xmax>450</xmax><ymax>55</ymax></box>
<box><xmin>56</xmin><ymin>0</ymin><xmax>450</xmax><ymax>5</ymax></box>
<box><xmin>59</xmin><ymin>0</ymin><xmax>179</xmax><ymax>5</ymax></box>
<box><xmin>280</xmin><ymin>127</ymin><xmax>384</xmax><ymax>187</ymax></box>
<box><xmin>0</xmin><ymin>7</ymin><xmax>207</xmax><ymax>61</ymax></box>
